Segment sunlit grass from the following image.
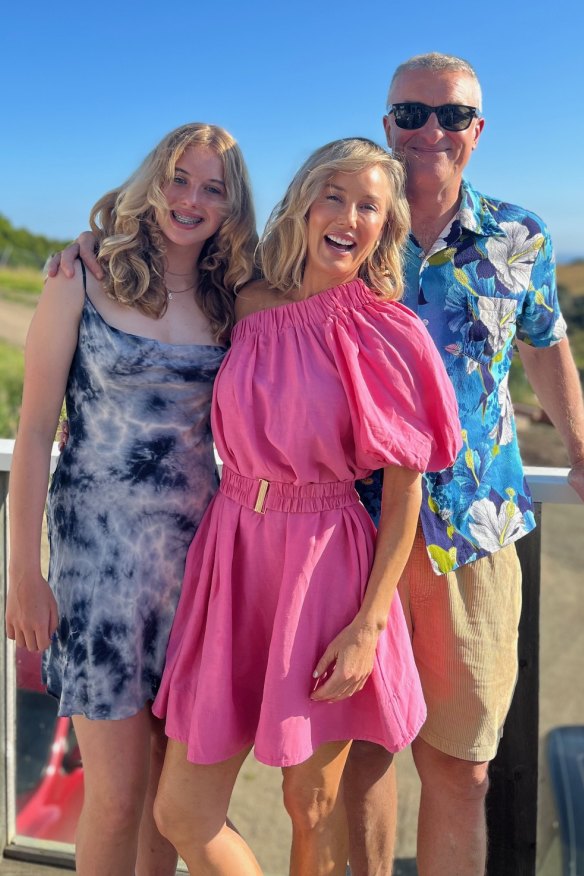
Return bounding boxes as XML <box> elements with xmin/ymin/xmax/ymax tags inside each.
<box><xmin>0</xmin><ymin>266</ymin><xmax>43</xmax><ymax>305</ymax></box>
<box><xmin>0</xmin><ymin>340</ymin><xmax>24</xmax><ymax>438</ymax></box>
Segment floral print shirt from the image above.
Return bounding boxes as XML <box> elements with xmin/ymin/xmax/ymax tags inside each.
<box><xmin>358</xmin><ymin>180</ymin><xmax>567</xmax><ymax>573</ymax></box>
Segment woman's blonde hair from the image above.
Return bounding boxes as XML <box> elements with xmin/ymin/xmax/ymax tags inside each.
<box><xmin>90</xmin><ymin>122</ymin><xmax>257</xmax><ymax>341</ymax></box>
<box><xmin>258</xmin><ymin>138</ymin><xmax>410</xmax><ymax>299</ymax></box>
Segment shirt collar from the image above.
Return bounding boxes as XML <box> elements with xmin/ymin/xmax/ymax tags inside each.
<box><xmin>457</xmin><ymin>179</ymin><xmax>505</xmax><ymax>238</ymax></box>
<box><xmin>407</xmin><ymin>179</ymin><xmax>505</xmax><ymax>255</ymax></box>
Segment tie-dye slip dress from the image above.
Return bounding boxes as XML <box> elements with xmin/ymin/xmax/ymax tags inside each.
<box><xmin>43</xmin><ymin>287</ymin><xmax>226</xmax><ymax>720</ymax></box>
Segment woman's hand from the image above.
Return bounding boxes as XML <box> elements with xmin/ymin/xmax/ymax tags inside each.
<box><xmin>57</xmin><ymin>419</ymin><xmax>70</xmax><ymax>452</ymax></box>
<box><xmin>5</xmin><ymin>571</ymin><xmax>59</xmax><ymax>652</ymax></box>
<box><xmin>45</xmin><ymin>231</ymin><xmax>103</xmax><ymax>280</ymax></box>
<box><xmin>310</xmin><ymin>619</ymin><xmax>381</xmax><ymax>702</ymax></box>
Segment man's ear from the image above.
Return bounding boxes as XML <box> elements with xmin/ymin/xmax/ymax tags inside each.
<box><xmin>382</xmin><ymin>115</ymin><xmax>392</xmax><ymax>148</ymax></box>
<box><xmin>472</xmin><ymin>117</ymin><xmax>485</xmax><ymax>150</ymax></box>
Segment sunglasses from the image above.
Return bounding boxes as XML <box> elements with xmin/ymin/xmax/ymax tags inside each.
<box><xmin>387</xmin><ymin>103</ymin><xmax>479</xmax><ymax>132</ymax></box>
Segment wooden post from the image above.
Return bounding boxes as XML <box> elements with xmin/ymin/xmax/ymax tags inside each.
<box><xmin>486</xmin><ymin>504</ymin><xmax>542</xmax><ymax>876</ymax></box>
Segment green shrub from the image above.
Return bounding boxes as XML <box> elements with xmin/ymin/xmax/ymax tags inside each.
<box><xmin>0</xmin><ymin>341</ymin><xmax>24</xmax><ymax>438</ymax></box>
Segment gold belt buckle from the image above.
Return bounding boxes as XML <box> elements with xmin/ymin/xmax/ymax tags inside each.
<box><xmin>253</xmin><ymin>478</ymin><xmax>270</xmax><ymax>514</ymax></box>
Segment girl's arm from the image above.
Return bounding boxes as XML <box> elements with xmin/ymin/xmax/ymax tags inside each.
<box><xmin>5</xmin><ymin>265</ymin><xmax>84</xmax><ymax>651</ymax></box>
<box><xmin>311</xmin><ymin>465</ymin><xmax>421</xmax><ymax>701</ymax></box>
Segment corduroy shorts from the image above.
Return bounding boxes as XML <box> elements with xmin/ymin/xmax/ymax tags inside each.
<box><xmin>398</xmin><ymin>527</ymin><xmax>522</xmax><ymax>762</ymax></box>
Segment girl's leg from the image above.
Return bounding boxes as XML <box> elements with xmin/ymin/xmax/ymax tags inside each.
<box><xmin>72</xmin><ymin>707</ymin><xmax>153</xmax><ymax>876</ymax></box>
<box><xmin>135</xmin><ymin>712</ymin><xmax>178</xmax><ymax>876</ymax></box>
<box><xmin>154</xmin><ymin>739</ymin><xmax>262</xmax><ymax>875</ymax></box>
<box><xmin>282</xmin><ymin>740</ymin><xmax>351</xmax><ymax>876</ymax></box>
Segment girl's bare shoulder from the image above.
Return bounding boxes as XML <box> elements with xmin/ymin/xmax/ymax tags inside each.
<box><xmin>40</xmin><ymin>258</ymin><xmax>86</xmax><ymax>314</ymax></box>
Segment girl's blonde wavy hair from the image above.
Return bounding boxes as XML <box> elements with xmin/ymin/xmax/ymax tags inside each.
<box><xmin>89</xmin><ymin>123</ymin><xmax>257</xmax><ymax>342</ymax></box>
<box><xmin>258</xmin><ymin>138</ymin><xmax>410</xmax><ymax>299</ymax></box>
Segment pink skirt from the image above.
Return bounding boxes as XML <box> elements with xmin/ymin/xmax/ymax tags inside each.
<box><xmin>153</xmin><ymin>468</ymin><xmax>426</xmax><ymax>766</ymax></box>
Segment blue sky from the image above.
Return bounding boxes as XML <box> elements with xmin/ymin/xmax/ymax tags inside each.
<box><xmin>2</xmin><ymin>0</ymin><xmax>583</xmax><ymax>260</ymax></box>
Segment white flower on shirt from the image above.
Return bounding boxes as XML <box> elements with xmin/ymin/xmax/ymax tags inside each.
<box><xmin>475</xmin><ymin>296</ymin><xmax>517</xmax><ymax>352</ymax></box>
<box><xmin>486</xmin><ymin>222</ymin><xmax>543</xmax><ymax>293</ymax></box>
<box><xmin>552</xmin><ymin>314</ymin><xmax>568</xmax><ymax>341</ymax></box>
<box><xmin>489</xmin><ymin>376</ymin><xmax>514</xmax><ymax>446</ymax></box>
<box><xmin>468</xmin><ymin>492</ymin><xmax>527</xmax><ymax>550</ymax></box>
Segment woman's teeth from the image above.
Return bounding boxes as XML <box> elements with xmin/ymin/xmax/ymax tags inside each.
<box><xmin>326</xmin><ymin>234</ymin><xmax>355</xmax><ymax>250</ymax></box>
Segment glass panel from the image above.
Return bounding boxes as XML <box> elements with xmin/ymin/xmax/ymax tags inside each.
<box><xmin>14</xmin><ymin>646</ymin><xmax>81</xmax><ymax>847</ymax></box>
<box><xmin>10</xmin><ymin>503</ymin><xmax>82</xmax><ymax>852</ymax></box>
<box><xmin>537</xmin><ymin>502</ymin><xmax>584</xmax><ymax>875</ymax></box>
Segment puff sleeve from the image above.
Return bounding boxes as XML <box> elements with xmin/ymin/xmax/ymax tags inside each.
<box><xmin>325</xmin><ymin>293</ymin><xmax>462</xmax><ymax>474</ymax></box>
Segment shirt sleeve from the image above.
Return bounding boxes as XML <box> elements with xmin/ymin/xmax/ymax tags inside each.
<box><xmin>325</xmin><ymin>297</ymin><xmax>462</xmax><ymax>474</ymax></box>
<box><xmin>516</xmin><ymin>227</ymin><xmax>567</xmax><ymax>347</ymax></box>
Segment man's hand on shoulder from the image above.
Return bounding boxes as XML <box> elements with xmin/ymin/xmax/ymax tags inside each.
<box><xmin>45</xmin><ymin>231</ymin><xmax>103</xmax><ymax>280</ymax></box>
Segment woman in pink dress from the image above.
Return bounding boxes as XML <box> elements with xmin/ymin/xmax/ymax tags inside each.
<box><xmin>152</xmin><ymin>137</ymin><xmax>461</xmax><ymax>875</ymax></box>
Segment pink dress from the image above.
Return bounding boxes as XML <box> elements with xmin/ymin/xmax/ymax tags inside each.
<box><xmin>153</xmin><ymin>279</ymin><xmax>461</xmax><ymax>767</ymax></box>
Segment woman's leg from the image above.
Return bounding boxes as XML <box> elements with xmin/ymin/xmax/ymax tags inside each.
<box><xmin>72</xmin><ymin>707</ymin><xmax>154</xmax><ymax>876</ymax></box>
<box><xmin>135</xmin><ymin>712</ymin><xmax>178</xmax><ymax>876</ymax></box>
<box><xmin>282</xmin><ymin>740</ymin><xmax>351</xmax><ymax>876</ymax></box>
<box><xmin>154</xmin><ymin>739</ymin><xmax>262</xmax><ymax>875</ymax></box>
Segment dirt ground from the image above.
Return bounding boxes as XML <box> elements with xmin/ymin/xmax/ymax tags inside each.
<box><xmin>0</xmin><ymin>298</ymin><xmax>33</xmax><ymax>347</ymax></box>
<box><xmin>2</xmin><ymin>297</ymin><xmax>582</xmax><ymax>875</ymax></box>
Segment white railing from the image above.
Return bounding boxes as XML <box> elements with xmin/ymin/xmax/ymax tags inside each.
<box><xmin>0</xmin><ymin>437</ymin><xmax>581</xmax><ymax>502</ymax></box>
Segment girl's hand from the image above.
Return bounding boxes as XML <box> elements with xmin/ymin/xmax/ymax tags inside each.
<box><xmin>310</xmin><ymin>619</ymin><xmax>381</xmax><ymax>702</ymax></box>
<box><xmin>5</xmin><ymin>572</ymin><xmax>58</xmax><ymax>652</ymax></box>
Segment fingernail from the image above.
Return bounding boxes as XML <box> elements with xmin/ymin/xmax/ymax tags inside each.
<box><xmin>313</xmin><ymin>670</ymin><xmax>319</xmax><ymax>678</ymax></box>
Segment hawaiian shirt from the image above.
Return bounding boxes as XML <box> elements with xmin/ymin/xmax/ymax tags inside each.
<box><xmin>357</xmin><ymin>180</ymin><xmax>567</xmax><ymax>574</ymax></box>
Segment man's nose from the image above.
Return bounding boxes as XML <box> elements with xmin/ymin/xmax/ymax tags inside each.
<box><xmin>420</xmin><ymin>111</ymin><xmax>445</xmax><ymax>136</ymax></box>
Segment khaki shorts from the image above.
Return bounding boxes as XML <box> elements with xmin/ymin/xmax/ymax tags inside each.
<box><xmin>398</xmin><ymin>527</ymin><xmax>522</xmax><ymax>762</ymax></box>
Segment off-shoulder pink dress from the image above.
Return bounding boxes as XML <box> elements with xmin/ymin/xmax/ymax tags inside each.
<box><xmin>153</xmin><ymin>279</ymin><xmax>461</xmax><ymax>767</ymax></box>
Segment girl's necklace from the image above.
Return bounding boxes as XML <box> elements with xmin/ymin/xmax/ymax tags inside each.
<box><xmin>164</xmin><ymin>279</ymin><xmax>198</xmax><ymax>301</ymax></box>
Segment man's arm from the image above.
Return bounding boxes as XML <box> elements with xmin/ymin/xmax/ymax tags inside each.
<box><xmin>517</xmin><ymin>337</ymin><xmax>584</xmax><ymax>499</ymax></box>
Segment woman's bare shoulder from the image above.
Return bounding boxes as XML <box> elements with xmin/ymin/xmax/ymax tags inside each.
<box><xmin>234</xmin><ymin>279</ymin><xmax>281</xmax><ymax>321</ymax></box>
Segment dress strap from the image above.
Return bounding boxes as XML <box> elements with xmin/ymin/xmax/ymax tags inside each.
<box><xmin>79</xmin><ymin>258</ymin><xmax>87</xmax><ymax>294</ymax></box>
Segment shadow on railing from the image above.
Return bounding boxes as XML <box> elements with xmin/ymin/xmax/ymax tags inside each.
<box><xmin>0</xmin><ymin>438</ymin><xmax>581</xmax><ymax>875</ymax></box>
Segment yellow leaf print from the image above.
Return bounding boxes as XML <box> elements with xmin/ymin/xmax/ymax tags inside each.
<box><xmin>428</xmin><ymin>544</ymin><xmax>458</xmax><ymax>574</ymax></box>
<box><xmin>428</xmin><ymin>247</ymin><xmax>457</xmax><ymax>267</ymax></box>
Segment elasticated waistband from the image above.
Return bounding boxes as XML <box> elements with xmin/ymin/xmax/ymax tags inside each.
<box><xmin>219</xmin><ymin>466</ymin><xmax>360</xmax><ymax>513</ymax></box>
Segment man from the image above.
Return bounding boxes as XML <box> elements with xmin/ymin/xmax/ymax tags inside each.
<box><xmin>344</xmin><ymin>52</ymin><xmax>584</xmax><ymax>876</ymax></box>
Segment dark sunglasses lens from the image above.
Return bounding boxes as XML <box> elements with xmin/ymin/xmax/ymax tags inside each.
<box><xmin>393</xmin><ymin>104</ymin><xmax>430</xmax><ymax>129</ymax></box>
<box><xmin>437</xmin><ymin>106</ymin><xmax>475</xmax><ymax>131</ymax></box>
